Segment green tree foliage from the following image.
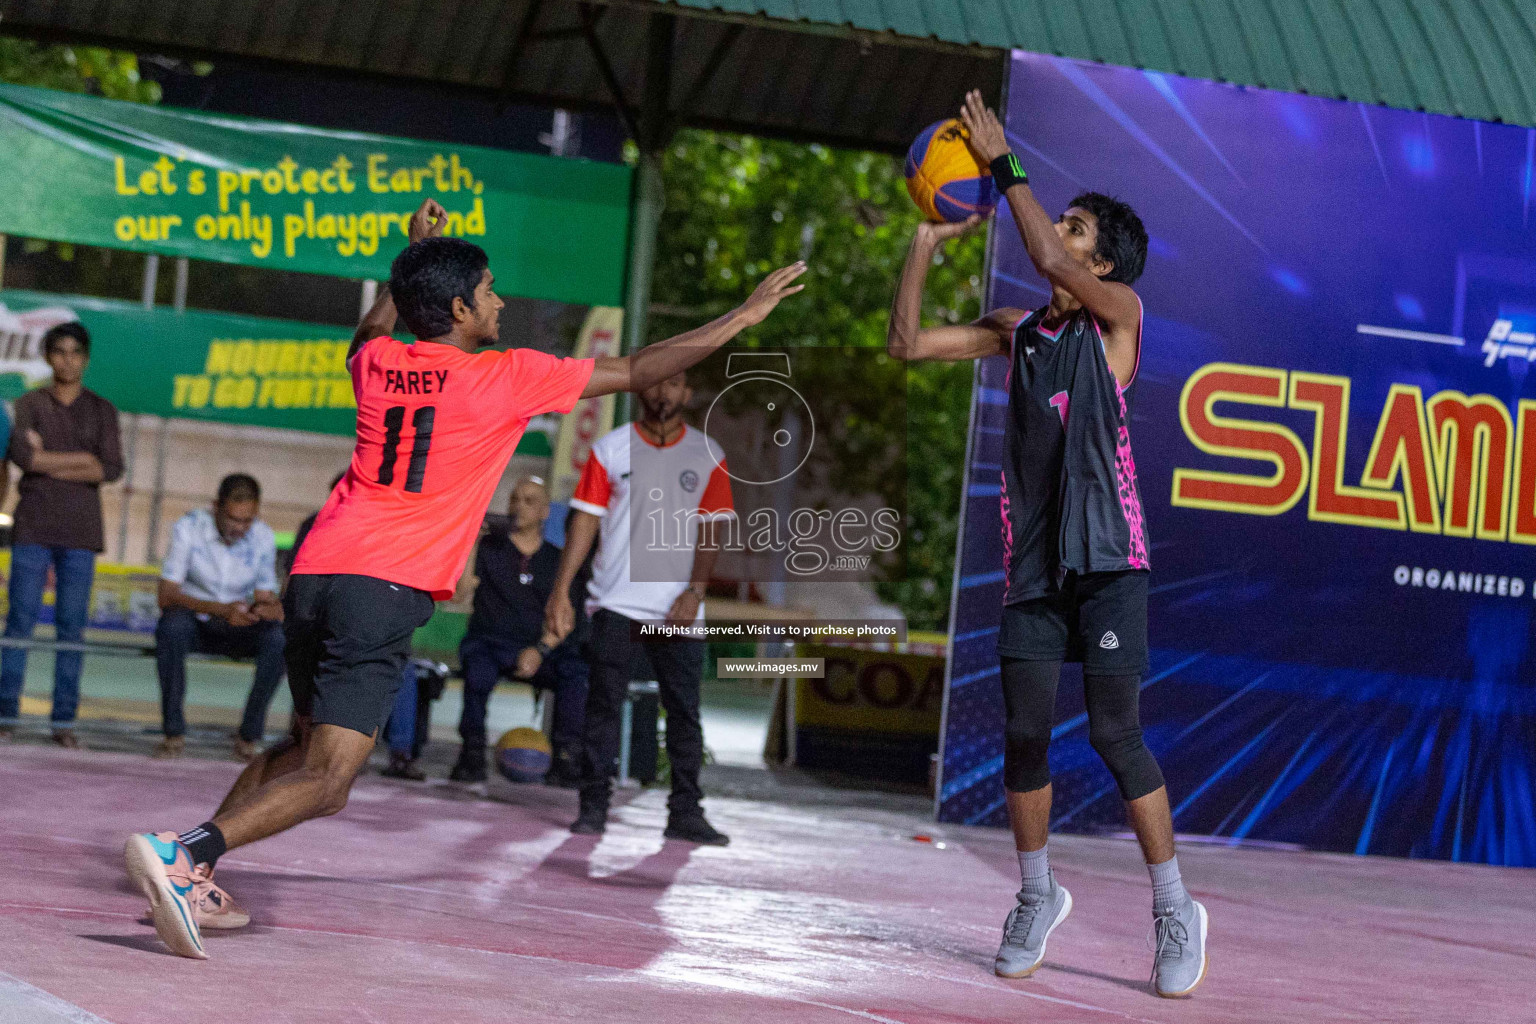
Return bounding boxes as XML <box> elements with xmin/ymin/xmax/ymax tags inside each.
<box><xmin>0</xmin><ymin>38</ymin><xmax>160</xmax><ymax>102</ymax></box>
<box><xmin>650</xmin><ymin>131</ymin><xmax>985</xmax><ymax>630</ymax></box>
<box><xmin>0</xmin><ymin>40</ymin><xmax>161</xmax><ymax>295</ymax></box>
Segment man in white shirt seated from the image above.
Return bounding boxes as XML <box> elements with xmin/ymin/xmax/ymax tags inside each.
<box><xmin>154</xmin><ymin>474</ymin><xmax>284</xmax><ymax>761</ymax></box>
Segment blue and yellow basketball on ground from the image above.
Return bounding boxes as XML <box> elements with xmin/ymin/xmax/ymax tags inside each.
<box><xmin>495</xmin><ymin>727</ymin><xmax>552</xmax><ymax>783</ymax></box>
<box><xmin>904</xmin><ymin>118</ymin><xmax>997</xmax><ymax>223</ymax></box>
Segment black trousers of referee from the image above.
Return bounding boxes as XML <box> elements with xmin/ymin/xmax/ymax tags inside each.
<box><xmin>579</xmin><ymin>608</ymin><xmax>705</xmax><ymax>817</ymax></box>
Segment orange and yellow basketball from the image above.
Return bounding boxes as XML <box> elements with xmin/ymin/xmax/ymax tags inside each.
<box><xmin>904</xmin><ymin>118</ymin><xmax>997</xmax><ymax>223</ymax></box>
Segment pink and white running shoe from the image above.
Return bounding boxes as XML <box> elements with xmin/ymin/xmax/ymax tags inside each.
<box><xmin>189</xmin><ymin>863</ymin><xmax>250</xmax><ymax>930</ymax></box>
<box><xmin>123</xmin><ymin>832</ymin><xmax>207</xmax><ymax>959</ymax></box>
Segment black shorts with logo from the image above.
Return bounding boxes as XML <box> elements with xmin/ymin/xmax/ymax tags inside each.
<box><xmin>997</xmin><ymin>570</ymin><xmax>1149</xmax><ymax>674</ymax></box>
<box><xmin>284</xmin><ymin>573</ymin><xmax>436</xmax><ymax>736</ymax></box>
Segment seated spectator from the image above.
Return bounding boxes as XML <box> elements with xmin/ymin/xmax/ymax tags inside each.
<box><xmin>450</xmin><ymin>477</ymin><xmax>589</xmax><ymax>785</ymax></box>
<box><xmin>154</xmin><ymin>473</ymin><xmax>283</xmax><ymax>761</ymax></box>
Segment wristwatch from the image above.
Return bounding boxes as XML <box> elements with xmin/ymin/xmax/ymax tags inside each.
<box><xmin>687</xmin><ymin>584</ymin><xmax>706</xmax><ymax>600</ymax></box>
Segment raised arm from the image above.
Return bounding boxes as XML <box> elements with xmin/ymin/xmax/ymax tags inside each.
<box><xmin>581</xmin><ymin>262</ymin><xmax>807</xmax><ymax>399</ymax></box>
<box><xmin>959</xmin><ymin>92</ymin><xmax>1141</xmax><ymax>371</ymax></box>
<box><xmin>348</xmin><ymin>198</ymin><xmax>448</xmax><ymax>364</ymax></box>
<box><xmin>888</xmin><ymin>219</ymin><xmax>1018</xmax><ymax>362</ymax></box>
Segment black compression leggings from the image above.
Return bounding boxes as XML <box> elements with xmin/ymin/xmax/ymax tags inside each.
<box><xmin>1000</xmin><ymin>657</ymin><xmax>1165</xmax><ymax>800</ymax></box>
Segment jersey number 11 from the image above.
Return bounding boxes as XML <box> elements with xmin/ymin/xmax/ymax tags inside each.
<box><xmin>378</xmin><ymin>405</ymin><xmax>436</xmax><ymax>493</ymax></box>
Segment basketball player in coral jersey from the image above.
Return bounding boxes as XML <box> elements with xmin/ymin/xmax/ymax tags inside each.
<box><xmin>124</xmin><ymin>199</ymin><xmax>806</xmax><ymax>959</ymax></box>
<box><xmin>887</xmin><ymin>93</ymin><xmax>1206</xmax><ymax>997</ymax></box>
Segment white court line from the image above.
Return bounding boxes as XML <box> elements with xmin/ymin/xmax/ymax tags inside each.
<box><xmin>0</xmin><ymin>971</ymin><xmax>117</xmax><ymax>1024</ymax></box>
<box><xmin>1356</xmin><ymin>324</ymin><xmax>1465</xmax><ymax>346</ymax></box>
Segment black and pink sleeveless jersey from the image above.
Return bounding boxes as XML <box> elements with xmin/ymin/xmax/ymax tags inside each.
<box><xmin>998</xmin><ymin>301</ymin><xmax>1149</xmax><ymax>605</ymax></box>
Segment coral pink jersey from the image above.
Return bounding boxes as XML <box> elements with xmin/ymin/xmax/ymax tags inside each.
<box><xmin>294</xmin><ymin>336</ymin><xmax>593</xmax><ymax>599</ymax></box>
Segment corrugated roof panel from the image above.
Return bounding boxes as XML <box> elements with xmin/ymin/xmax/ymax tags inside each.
<box><xmin>1295</xmin><ymin>1</ymin><xmax>1374</xmax><ymax>100</ymax></box>
<box><xmin>1108</xmin><ymin>0</ymin><xmax>1176</xmax><ymax>75</ymax></box>
<box><xmin>907</xmin><ymin>0</ymin><xmax>972</xmax><ymax>44</ymax></box>
<box><xmin>788</xmin><ymin>1</ymin><xmax>846</xmax><ymax>28</ymax></box>
<box><xmin>1473</xmin><ymin>1</ymin><xmax>1536</xmax><ymax>123</ymax></box>
<box><xmin>867</xmin><ymin>1</ymin><xmax>932</xmax><ymax>40</ymax></box>
<box><xmin>1264</xmin><ymin>0</ymin><xmax>1337</xmax><ymax>96</ymax></box>
<box><xmin>952</xmin><ymin>0</ymin><xmax>1010</xmax><ymax>45</ymax></box>
<box><xmin>1412</xmin><ymin>2</ymin><xmax>1493</xmax><ymax>123</ymax></box>
<box><xmin>704</xmin><ymin>0</ymin><xmax>773</xmax><ymax>16</ymax></box>
<box><xmin>661</xmin><ymin>1</ymin><xmax>1536</xmax><ymax>128</ymax></box>
<box><xmin>1375</xmin><ymin>1</ymin><xmax>1452</xmax><ymax>112</ymax></box>
<box><xmin>1327</xmin><ymin>4</ymin><xmax>1406</xmax><ymax>112</ymax></box>
<box><xmin>2</xmin><ymin>0</ymin><xmax>1528</xmax><ymax>158</ymax></box>
<box><xmin>1077</xmin><ymin>0</ymin><xmax>1137</xmax><ymax>72</ymax></box>
<box><xmin>1145</xmin><ymin>0</ymin><xmax>1216</xmax><ymax>81</ymax></box>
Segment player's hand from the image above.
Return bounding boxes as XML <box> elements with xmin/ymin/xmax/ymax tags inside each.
<box><xmin>959</xmin><ymin>89</ymin><xmax>1011</xmax><ymax>164</ymax></box>
<box><xmin>733</xmin><ymin>262</ymin><xmax>808</xmax><ymax>329</ymax></box>
<box><xmin>512</xmin><ymin>646</ymin><xmax>543</xmax><ymax>680</ymax></box>
<box><xmin>666</xmin><ymin>589</ymin><xmax>701</xmax><ymax>627</ymax></box>
<box><xmin>408</xmin><ymin>199</ymin><xmax>447</xmax><ymax>244</ymax></box>
<box><xmin>222</xmin><ymin>603</ymin><xmax>259</xmax><ymax>628</ymax></box>
<box><xmin>916</xmin><ymin>215</ymin><xmax>984</xmax><ymax>245</ymax></box>
<box><xmin>252</xmin><ymin>599</ymin><xmax>284</xmax><ymax>623</ymax></box>
<box><xmin>544</xmin><ymin>592</ymin><xmax>574</xmax><ymax>643</ymax></box>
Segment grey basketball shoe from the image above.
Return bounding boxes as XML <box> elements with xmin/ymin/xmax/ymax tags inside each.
<box><xmin>994</xmin><ymin>878</ymin><xmax>1073</xmax><ymax>978</ymax></box>
<box><xmin>1151</xmin><ymin>898</ymin><xmax>1209</xmax><ymax>997</ymax></box>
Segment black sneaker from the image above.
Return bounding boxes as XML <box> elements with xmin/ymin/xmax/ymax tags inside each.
<box><xmin>570</xmin><ymin>806</ymin><xmax>607</xmax><ymax>835</ymax></box>
<box><xmin>449</xmin><ymin>758</ymin><xmax>488</xmax><ymax>783</ymax></box>
<box><xmin>664</xmin><ymin>813</ymin><xmax>730</xmax><ymax>846</ymax></box>
<box><xmin>381</xmin><ymin>754</ymin><xmax>426</xmax><ymax>781</ymax></box>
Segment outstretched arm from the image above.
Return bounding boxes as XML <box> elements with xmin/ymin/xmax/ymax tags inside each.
<box><xmin>888</xmin><ymin>219</ymin><xmax>1018</xmax><ymax>362</ymax></box>
<box><xmin>581</xmin><ymin>262</ymin><xmax>807</xmax><ymax>399</ymax></box>
<box><xmin>959</xmin><ymin>92</ymin><xmax>1140</xmax><ymax>376</ymax></box>
<box><xmin>348</xmin><ymin>198</ymin><xmax>448</xmax><ymax>365</ymax></box>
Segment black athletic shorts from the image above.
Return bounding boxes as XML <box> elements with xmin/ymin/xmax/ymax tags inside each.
<box><xmin>284</xmin><ymin>573</ymin><xmax>436</xmax><ymax>736</ymax></box>
<box><xmin>997</xmin><ymin>570</ymin><xmax>1149</xmax><ymax>674</ymax></box>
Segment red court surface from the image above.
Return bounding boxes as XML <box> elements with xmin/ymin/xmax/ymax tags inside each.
<box><xmin>1</xmin><ymin>744</ymin><xmax>1530</xmax><ymax>1024</ymax></box>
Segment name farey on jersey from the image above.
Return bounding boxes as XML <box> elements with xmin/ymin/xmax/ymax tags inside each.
<box><xmin>294</xmin><ymin>335</ymin><xmax>594</xmax><ymax>600</ymax></box>
<box><xmin>383</xmin><ymin>369</ymin><xmax>450</xmax><ymax>395</ymax></box>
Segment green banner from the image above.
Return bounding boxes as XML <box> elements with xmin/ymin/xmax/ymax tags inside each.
<box><xmin>0</xmin><ymin>83</ymin><xmax>631</xmax><ymax>305</ymax></box>
<box><xmin>0</xmin><ymin>288</ymin><xmax>550</xmax><ymax>455</ymax></box>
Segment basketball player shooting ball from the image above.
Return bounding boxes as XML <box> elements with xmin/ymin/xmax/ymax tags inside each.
<box><xmin>122</xmin><ymin>198</ymin><xmax>806</xmax><ymax>960</ymax></box>
<box><xmin>887</xmin><ymin>91</ymin><xmax>1207</xmax><ymax>997</ymax></box>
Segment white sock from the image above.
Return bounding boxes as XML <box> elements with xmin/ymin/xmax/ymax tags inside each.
<box><xmin>1148</xmin><ymin>855</ymin><xmax>1189</xmax><ymax>912</ymax></box>
<box><xmin>1018</xmin><ymin>846</ymin><xmax>1051</xmax><ymax>896</ymax></box>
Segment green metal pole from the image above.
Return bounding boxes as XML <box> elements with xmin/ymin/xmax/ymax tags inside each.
<box><xmin>614</xmin><ymin>11</ymin><xmax>674</xmax><ymax>425</ymax></box>
<box><xmin>617</xmin><ymin>150</ymin><xmax>664</xmax><ymax>424</ymax></box>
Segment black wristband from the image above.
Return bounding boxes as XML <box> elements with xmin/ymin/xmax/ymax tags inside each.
<box><xmin>989</xmin><ymin>152</ymin><xmax>1028</xmax><ymax>191</ymax></box>
<box><xmin>534</xmin><ymin>641</ymin><xmax>553</xmax><ymax>657</ymax></box>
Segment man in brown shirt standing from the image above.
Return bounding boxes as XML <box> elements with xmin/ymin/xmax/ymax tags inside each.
<box><xmin>0</xmin><ymin>322</ymin><xmax>122</xmax><ymax>746</ymax></box>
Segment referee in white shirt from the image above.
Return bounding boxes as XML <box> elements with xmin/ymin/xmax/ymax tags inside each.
<box><xmin>545</xmin><ymin>374</ymin><xmax>735</xmax><ymax>845</ymax></box>
<box><xmin>154</xmin><ymin>474</ymin><xmax>284</xmax><ymax>761</ymax></box>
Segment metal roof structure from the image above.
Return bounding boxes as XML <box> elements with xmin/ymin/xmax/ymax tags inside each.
<box><xmin>663</xmin><ymin>1</ymin><xmax>1536</xmax><ymax>130</ymax></box>
<box><xmin>2</xmin><ymin>1</ymin><xmax>1530</xmax><ymax>156</ymax></box>
<box><xmin>0</xmin><ymin>0</ymin><xmax>1000</xmax><ymax>153</ymax></box>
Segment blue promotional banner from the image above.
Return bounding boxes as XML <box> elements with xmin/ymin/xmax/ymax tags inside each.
<box><xmin>939</xmin><ymin>52</ymin><xmax>1536</xmax><ymax>866</ymax></box>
